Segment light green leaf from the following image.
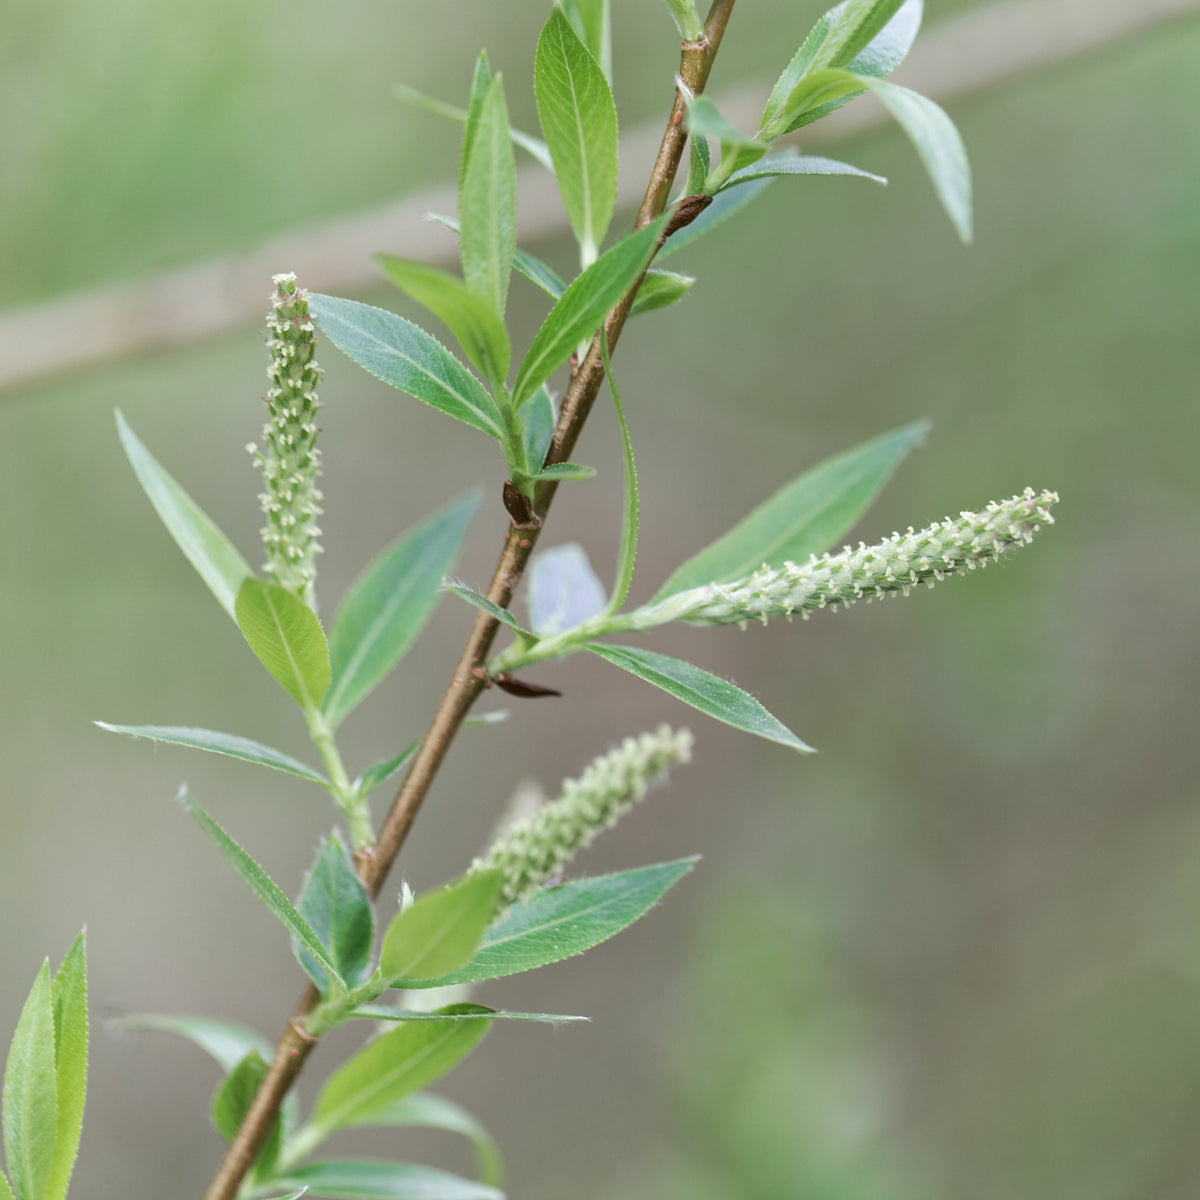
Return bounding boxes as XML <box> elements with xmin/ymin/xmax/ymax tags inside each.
<box><xmin>629</xmin><ymin>269</ymin><xmax>695</xmax><ymax>316</ymax></box>
<box><xmin>46</xmin><ymin>932</ymin><xmax>87</xmax><ymax>1200</ymax></box>
<box><xmin>426</xmin><ymin>216</ymin><xmax>566</xmax><ymax>302</ymax></box>
<box><xmin>115</xmin><ymin>411</ymin><xmax>252</xmax><ymax>620</ymax></box>
<box><xmin>377</xmin><ymin>257</ymin><xmax>511</xmax><ymax>386</ymax></box>
<box><xmin>521</xmin><ymin>386</ymin><xmax>556</xmax><ymax>472</ymax></box>
<box><xmin>526</xmin><ymin>462</ymin><xmax>595</xmax><ymax>483</ymax></box>
<box><xmin>685</xmin><ymin>133</ymin><xmax>711</xmax><ymax>195</ymax></box>
<box><xmin>820</xmin><ymin>0</ymin><xmax>910</xmax><ymax>71</ymax></box>
<box><xmin>587</xmin><ymin>644</ymin><xmax>812</xmax><ymax>751</ymax></box>
<box><xmin>311</xmin><ymin>1006</ymin><xmax>491</xmax><ymax>1136</ymax></box>
<box><xmin>94</xmin><ymin>722</ymin><xmax>328</xmax><ymax>787</ymax></box>
<box><xmin>562</xmin><ymin>0</ymin><xmax>612</xmax><ymax>78</ymax></box>
<box><xmin>381</xmin><ymin>873</ymin><xmax>502</xmax><ymax>984</ymax></box>
<box><xmin>296</xmin><ymin>834</ymin><xmax>374</xmax><ymax>996</ymax></box>
<box><xmin>350</xmin><ymin>1007</ymin><xmax>587</xmax><ymax>1025</ymax></box>
<box><xmin>849</xmin><ymin>0</ymin><xmax>922</xmax><ymax>77</ymax></box>
<box><xmin>0</xmin><ymin>1173</ymin><xmax>14</xmax><ymax>1200</ymax></box>
<box><xmin>236</xmin><ymin>579</ymin><xmax>330</xmax><ymax>713</ymax></box>
<box><xmin>658</xmin><ymin>178</ymin><xmax>773</xmax><ymax>259</ymax></box>
<box><xmin>273</xmin><ymin>1161</ymin><xmax>503</xmax><ymax>1200</ymax></box>
<box><xmin>211</xmin><ymin>1050</ymin><xmax>282</xmax><ymax>1180</ymax></box>
<box><xmin>181</xmin><ymin>790</ymin><xmax>347</xmax><ymax>992</ymax></box>
<box><xmin>354</xmin><ymin>744</ymin><xmax>418</xmax><ymax>798</ymax></box>
<box><xmin>718</xmin><ymin>152</ymin><xmax>886</xmax><ymax>192</ymax></box>
<box><xmin>460</xmin><ymin>73</ymin><xmax>516</xmax><ymax>319</ymax></box>
<box><xmin>409</xmin><ymin>860</ymin><xmax>697</xmax><ymax>987</ymax></box>
<box><xmin>527</xmin><ymin>544</ymin><xmax>607</xmax><ymax>636</ymax></box>
<box><xmin>535</xmin><ymin>7</ymin><xmax>619</xmax><ymax>257</ymax></box>
<box><xmin>263</xmin><ymin>1193</ymin><xmax>307</xmax><ymax>1200</ymax></box>
<box><xmin>3</xmin><ymin>960</ymin><xmax>57</xmax><ymax>1200</ymax></box>
<box><xmin>309</xmin><ymin>295</ymin><xmax>505</xmax><ymax>440</ymax></box>
<box><xmin>684</xmin><ymin>95</ymin><xmax>764</xmax><ymax>151</ymax></box>
<box><xmin>653</xmin><ymin>421</ymin><xmax>928</xmax><ymax>598</ymax></box>
<box><xmin>443</xmin><ymin>584</ymin><xmax>532</xmax><ymax>637</ymax></box>
<box><xmin>599</xmin><ymin>333</ymin><xmax>638</xmax><ymax>614</ymax></box>
<box><xmin>661</xmin><ymin>0</ymin><xmax>703</xmax><ymax>39</ymax></box>
<box><xmin>324</xmin><ymin>493</ymin><xmax>478</xmax><ymax>728</ymax></box>
<box><xmin>512</xmin><ymin>219</ymin><xmax>663</xmax><ymax>409</ymax></box>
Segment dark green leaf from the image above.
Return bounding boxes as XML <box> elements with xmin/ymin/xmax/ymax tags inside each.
<box><xmin>527</xmin><ymin>544</ymin><xmax>607</xmax><ymax>636</ymax></box>
<box><xmin>521</xmin><ymin>386</ymin><xmax>556</xmax><ymax>472</ymax></box>
<box><xmin>46</xmin><ymin>932</ymin><xmax>87</xmax><ymax>1200</ymax></box>
<box><xmin>310</xmin><ymin>295</ymin><xmax>505</xmax><ymax>439</ymax></box>
<box><xmin>273</xmin><ymin>1161</ymin><xmax>503</xmax><ymax>1200</ymax></box>
<box><xmin>115</xmin><ymin>411</ymin><xmax>252</xmax><ymax>620</ymax></box>
<box><xmin>296</xmin><ymin>834</ymin><xmax>374</xmax><ymax>995</ymax></box>
<box><xmin>410</xmin><ymin>860</ymin><xmax>697</xmax><ymax>987</ymax></box>
<box><xmin>324</xmin><ymin>493</ymin><xmax>478</xmax><ymax>728</ymax></box>
<box><xmin>511</xmin><ymin>220</ymin><xmax>663</xmax><ymax>409</ymax></box>
<box><xmin>94</xmin><ymin>722</ymin><xmax>328</xmax><ymax>787</ymax></box>
<box><xmin>587</xmin><ymin>644</ymin><xmax>812</xmax><ymax>751</ymax></box>
<box><xmin>535</xmin><ymin>7</ymin><xmax>619</xmax><ymax>256</ymax></box>
<box><xmin>381</xmin><ymin>873</ymin><xmax>502</xmax><ymax>984</ymax></box>
<box><xmin>211</xmin><ymin>1050</ymin><xmax>282</xmax><ymax>1180</ymax></box>
<box><xmin>629</xmin><ymin>269</ymin><xmax>695</xmax><ymax>316</ymax></box>
<box><xmin>718</xmin><ymin>152</ymin><xmax>886</xmax><ymax>192</ymax></box>
<box><xmin>236</xmin><ymin>579</ymin><xmax>330</xmax><ymax>713</ymax></box>
<box><xmin>459</xmin><ymin>74</ymin><xmax>516</xmax><ymax>318</ymax></box>
<box><xmin>181</xmin><ymin>790</ymin><xmax>347</xmax><ymax>992</ymax></box>
<box><xmin>2</xmin><ymin>960</ymin><xmax>57</xmax><ymax>1200</ymax></box>
<box><xmin>311</xmin><ymin>1006</ymin><xmax>491</xmax><ymax>1136</ymax></box>
<box><xmin>653</xmin><ymin>420</ymin><xmax>928</xmax><ymax>599</ymax></box>
<box><xmin>377</xmin><ymin>257</ymin><xmax>510</xmax><ymax>385</ymax></box>
<box><xmin>658</xmin><ymin>178</ymin><xmax>773</xmax><ymax>259</ymax></box>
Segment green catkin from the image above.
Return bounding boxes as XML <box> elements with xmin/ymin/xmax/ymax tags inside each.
<box><xmin>247</xmin><ymin>273</ymin><xmax>324</xmax><ymax>606</ymax></box>
<box><xmin>474</xmin><ymin>725</ymin><xmax>694</xmax><ymax>907</ymax></box>
<box><xmin>639</xmin><ymin>489</ymin><xmax>1059</xmax><ymax>629</ymax></box>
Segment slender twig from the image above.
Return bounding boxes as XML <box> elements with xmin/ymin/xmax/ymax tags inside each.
<box><xmin>200</xmin><ymin>4</ymin><xmax>736</xmax><ymax>1196</ymax></box>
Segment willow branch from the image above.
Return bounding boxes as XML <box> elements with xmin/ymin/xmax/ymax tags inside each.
<box><xmin>201</xmin><ymin>4</ymin><xmax>736</xmax><ymax>1195</ymax></box>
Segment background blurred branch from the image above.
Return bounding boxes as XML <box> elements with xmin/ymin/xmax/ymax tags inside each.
<box><xmin>1</xmin><ymin>0</ymin><xmax>1195</xmax><ymax>396</ymax></box>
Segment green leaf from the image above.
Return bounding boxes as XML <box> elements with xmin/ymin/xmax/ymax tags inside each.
<box><xmin>0</xmin><ymin>1173</ymin><xmax>14</xmax><ymax>1200</ymax></box>
<box><xmin>521</xmin><ymin>386</ymin><xmax>556</xmax><ymax>472</ymax></box>
<box><xmin>587</xmin><ymin>644</ymin><xmax>812</xmax><ymax>751</ymax></box>
<box><xmin>527</xmin><ymin>544</ymin><xmax>607</xmax><ymax>636</ymax></box>
<box><xmin>848</xmin><ymin>0</ymin><xmax>922</xmax><ymax>77</ymax></box>
<box><xmin>94</xmin><ymin>722</ymin><xmax>329</xmax><ymax>787</ymax></box>
<box><xmin>443</xmin><ymin>584</ymin><xmax>532</xmax><ymax>637</ymax></box>
<box><xmin>820</xmin><ymin>0</ymin><xmax>910</xmax><ymax>71</ymax></box>
<box><xmin>377</xmin><ymin>257</ymin><xmax>511</xmax><ymax>386</ymax></box>
<box><xmin>273</xmin><ymin>1161</ymin><xmax>503</xmax><ymax>1200</ymax></box>
<box><xmin>236</xmin><ymin>579</ymin><xmax>331</xmax><ymax>713</ymax></box>
<box><xmin>629</xmin><ymin>268</ymin><xmax>695</xmax><ymax>316</ymax></box>
<box><xmin>653</xmin><ymin>420</ymin><xmax>928</xmax><ymax>599</ymax></box>
<box><xmin>324</xmin><ymin>493</ymin><xmax>478</xmax><ymax>728</ymax></box>
<box><xmin>309</xmin><ymin>295</ymin><xmax>505</xmax><ymax>440</ymax></box>
<box><xmin>684</xmin><ymin>94</ymin><xmax>764</xmax><ymax>151</ymax></box>
<box><xmin>311</xmin><ymin>1006</ymin><xmax>491</xmax><ymax>1136</ymax></box>
<box><xmin>658</xmin><ymin>178</ymin><xmax>773</xmax><ymax>259</ymax></box>
<box><xmin>115</xmin><ymin>411</ymin><xmax>252</xmax><ymax>620</ymax></box>
<box><xmin>718</xmin><ymin>152</ymin><xmax>886</xmax><ymax>192</ymax></box>
<box><xmin>534</xmin><ymin>7</ymin><xmax>619</xmax><ymax>258</ymax></box>
<box><xmin>350</xmin><ymin>1007</ymin><xmax>587</xmax><ymax>1025</ymax></box>
<box><xmin>354</xmin><ymin>744</ymin><xmax>418</xmax><ymax>798</ymax></box>
<box><xmin>459</xmin><ymin>73</ymin><xmax>516</xmax><ymax>319</ymax></box>
<box><xmin>181</xmin><ymin>790</ymin><xmax>347</xmax><ymax>992</ymax></box>
<box><xmin>46</xmin><ymin>933</ymin><xmax>87</xmax><ymax>1200</ymax></box>
<box><xmin>3</xmin><ymin>960</ymin><xmax>58</xmax><ymax>1200</ymax></box>
<box><xmin>511</xmin><ymin>220</ymin><xmax>663</xmax><ymax>409</ymax></box>
<box><xmin>599</xmin><ymin>333</ymin><xmax>638</xmax><ymax>614</ymax></box>
<box><xmin>296</xmin><ymin>834</ymin><xmax>374</xmax><ymax>995</ymax></box>
<box><xmin>381</xmin><ymin>873</ymin><xmax>502</xmax><ymax>984</ymax></box>
<box><xmin>211</xmin><ymin>1050</ymin><xmax>282</xmax><ymax>1180</ymax></box>
<box><xmin>661</xmin><ymin>0</ymin><xmax>703</xmax><ymax>39</ymax></box>
<box><xmin>339</xmin><ymin>1092</ymin><xmax>503</xmax><ymax>1189</ymax></box>
<box><xmin>426</xmin><ymin>216</ymin><xmax>566</xmax><ymax>302</ymax></box>
<box><xmin>526</xmin><ymin>462</ymin><xmax>595</xmax><ymax>483</ymax></box>
<box><xmin>562</xmin><ymin>0</ymin><xmax>612</xmax><ymax>78</ymax></box>
<box><xmin>410</xmin><ymin>860</ymin><xmax>696</xmax><ymax>987</ymax></box>
<box><xmin>685</xmin><ymin>134</ymin><xmax>711</xmax><ymax>196</ymax></box>
<box><xmin>263</xmin><ymin>1193</ymin><xmax>307</xmax><ymax>1200</ymax></box>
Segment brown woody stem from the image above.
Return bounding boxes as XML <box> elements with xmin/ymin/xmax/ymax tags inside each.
<box><xmin>202</xmin><ymin>3</ymin><xmax>735</xmax><ymax>1195</ymax></box>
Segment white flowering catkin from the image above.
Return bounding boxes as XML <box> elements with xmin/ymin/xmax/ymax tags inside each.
<box><xmin>247</xmin><ymin>273</ymin><xmax>324</xmax><ymax>605</ymax></box>
<box><xmin>641</xmin><ymin>489</ymin><xmax>1058</xmax><ymax>629</ymax></box>
<box><xmin>473</xmin><ymin>725</ymin><xmax>694</xmax><ymax>907</ymax></box>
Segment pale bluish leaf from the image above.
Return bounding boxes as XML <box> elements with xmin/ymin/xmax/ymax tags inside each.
<box><xmin>658</xmin><ymin>179</ymin><xmax>773</xmax><ymax>259</ymax></box>
<box><xmin>273</xmin><ymin>1161</ymin><xmax>502</xmax><ymax>1200</ymax></box>
<box><xmin>110</xmin><ymin>1014</ymin><xmax>271</xmax><ymax>1073</ymax></box>
<box><xmin>296</xmin><ymin>834</ymin><xmax>374</xmax><ymax>995</ymax></box>
<box><xmin>849</xmin><ymin>0</ymin><xmax>922</xmax><ymax>77</ymax></box>
<box><xmin>236</xmin><ymin>579</ymin><xmax>330</xmax><ymax>713</ymax></box>
<box><xmin>527</xmin><ymin>544</ymin><xmax>607</xmax><ymax>635</ymax></box>
<box><xmin>718</xmin><ymin>152</ymin><xmax>886</xmax><ymax>192</ymax></box>
<box><xmin>443</xmin><ymin>584</ymin><xmax>532</xmax><ymax>637</ymax></box>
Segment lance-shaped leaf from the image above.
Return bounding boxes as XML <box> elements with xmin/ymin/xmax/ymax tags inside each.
<box><xmin>659</xmin><ymin>177</ymin><xmax>773</xmax><ymax>259</ymax></box>
<box><xmin>459</xmin><ymin>72</ymin><xmax>516</xmax><ymax>319</ymax></box>
<box><xmin>629</xmin><ymin>269</ymin><xmax>695</xmax><ymax>316</ymax></box>
<box><xmin>683</xmin><ymin>94</ymin><xmax>768</xmax><ymax>186</ymax></box>
<box><xmin>378</xmin><ymin>256</ymin><xmax>511</xmax><ymax>385</ymax></box>
<box><xmin>407</xmin><ymin>859</ymin><xmax>696</xmax><ymax>987</ymax></box>
<box><xmin>236</xmin><ymin>579</ymin><xmax>331</xmax><ymax>712</ymax></box>
<box><xmin>115</xmin><ymin>411</ymin><xmax>252</xmax><ymax>620</ymax></box>
<box><xmin>587</xmin><ymin>644</ymin><xmax>812</xmax><ymax>752</ymax></box>
<box><xmin>46</xmin><ymin>932</ymin><xmax>87</xmax><ymax>1200</ymax></box>
<box><xmin>535</xmin><ymin>7</ymin><xmax>618</xmax><ymax>257</ymax></box>
<box><xmin>211</xmin><ymin>1050</ymin><xmax>282</xmax><ymax>1180</ymax></box>
<box><xmin>296</xmin><ymin>834</ymin><xmax>374</xmax><ymax>995</ymax></box>
<box><xmin>527</xmin><ymin>544</ymin><xmax>607</xmax><ymax>636</ymax></box>
<box><xmin>381</xmin><ymin>872</ymin><xmax>502</xmax><ymax>985</ymax></box>
<box><xmin>521</xmin><ymin>386</ymin><xmax>556</xmax><ymax>472</ymax></box>
<box><xmin>562</xmin><ymin>0</ymin><xmax>612</xmax><ymax>78</ymax></box>
<box><xmin>272</xmin><ymin>1161</ymin><xmax>503</xmax><ymax>1200</ymax></box>
<box><xmin>654</xmin><ymin>420</ymin><xmax>928</xmax><ymax>599</ymax></box>
<box><xmin>718</xmin><ymin>152</ymin><xmax>886</xmax><ymax>192</ymax></box>
<box><xmin>850</xmin><ymin>0</ymin><xmax>922</xmax><ymax>77</ymax></box>
<box><xmin>444</xmin><ymin>584</ymin><xmax>533</xmax><ymax>638</ymax></box>
<box><xmin>3</xmin><ymin>960</ymin><xmax>57</xmax><ymax>1200</ymax></box>
<box><xmin>94</xmin><ymin>722</ymin><xmax>329</xmax><ymax>787</ymax></box>
<box><xmin>511</xmin><ymin>220</ymin><xmax>663</xmax><ymax>408</ymax></box>
<box><xmin>324</xmin><ymin>493</ymin><xmax>478</xmax><ymax>728</ymax></box>
<box><xmin>427</xmin><ymin>215</ymin><xmax>566</xmax><ymax>303</ymax></box>
<box><xmin>310</xmin><ymin>295</ymin><xmax>505</xmax><ymax>440</ymax></box>
<box><xmin>351</xmin><ymin>1007</ymin><xmax>587</xmax><ymax>1025</ymax></box>
<box><xmin>181</xmin><ymin>790</ymin><xmax>347</xmax><ymax>992</ymax></box>
<box><xmin>310</xmin><ymin>1006</ymin><xmax>491</xmax><ymax>1137</ymax></box>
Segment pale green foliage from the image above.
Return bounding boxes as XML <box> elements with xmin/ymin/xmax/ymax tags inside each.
<box><xmin>473</xmin><ymin>726</ymin><xmax>694</xmax><ymax>906</ymax></box>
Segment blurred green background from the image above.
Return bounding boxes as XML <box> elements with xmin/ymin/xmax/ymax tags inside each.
<box><xmin>2</xmin><ymin>1</ymin><xmax>1199</xmax><ymax>1196</ymax></box>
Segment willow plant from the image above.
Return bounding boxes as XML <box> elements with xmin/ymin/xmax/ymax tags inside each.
<box><xmin>0</xmin><ymin>2</ymin><xmax>1060</xmax><ymax>1198</ymax></box>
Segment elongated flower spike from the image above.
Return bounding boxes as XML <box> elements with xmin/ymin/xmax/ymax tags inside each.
<box><xmin>637</xmin><ymin>489</ymin><xmax>1059</xmax><ymax>630</ymax></box>
<box><xmin>473</xmin><ymin>725</ymin><xmax>694</xmax><ymax>907</ymax></box>
<box><xmin>247</xmin><ymin>273</ymin><xmax>324</xmax><ymax>607</ymax></box>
